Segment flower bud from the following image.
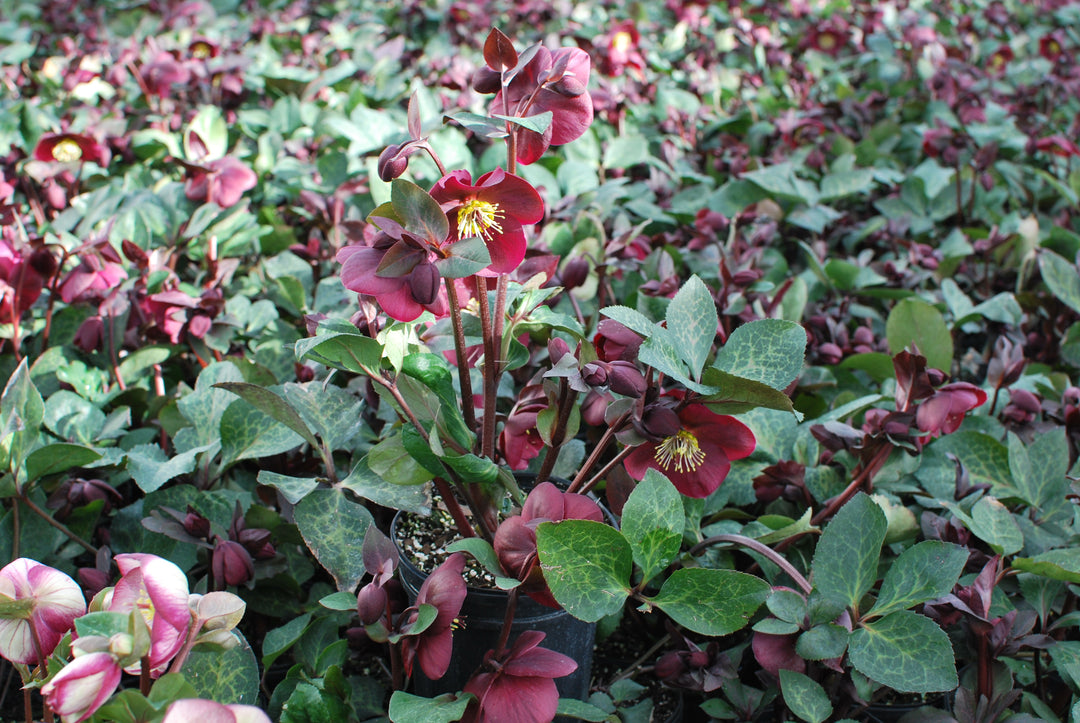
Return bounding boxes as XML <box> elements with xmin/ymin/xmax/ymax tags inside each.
<box><xmin>639</xmin><ymin>405</ymin><xmax>681</xmax><ymax>440</ymax></box>
<box><xmin>356</xmin><ymin>582</ymin><xmax>388</xmax><ymax>626</ymax></box>
<box><xmin>926</xmin><ymin>368</ymin><xmax>947</xmax><ymax>386</ymax></box>
<box><xmin>377</xmin><ymin>144</ymin><xmax>408</xmax><ymax>181</ymax></box>
<box><xmin>472</xmin><ymin>66</ymin><xmax>501</xmax><ymax>94</ymax></box>
<box><xmin>548</xmin><ymin>338</ymin><xmax>570</xmax><ymax>364</ymax></box>
<box><xmin>549</xmin><ymin>76</ymin><xmax>587</xmax><ymax>97</ymax></box>
<box><xmin>238</xmin><ymin>528</ymin><xmax>275</xmax><ymax>560</ymax></box>
<box><xmin>731</xmin><ymin>269</ymin><xmax>762</xmax><ymax>286</ymax></box>
<box><xmin>560</xmin><ymin>256</ymin><xmax>589</xmax><ymax>290</ymax></box>
<box><xmin>607</xmin><ymin>361</ymin><xmax>646</xmax><ymax>398</ymax></box>
<box><xmin>29</xmin><ymin>248</ymin><xmax>58</xmax><ymax>277</ymax></box>
<box><xmin>212</xmin><ymin>539</ymin><xmax>254</xmax><ymax>587</ymax></box>
<box><xmin>183</xmin><ymin>508</ymin><xmax>211</xmax><ymax>539</ymax></box>
<box><xmin>581</xmin><ymin>361</ymin><xmax>610</xmax><ymax>387</ymax></box>
<box><xmin>408</xmin><ymin>262</ymin><xmax>441</xmax><ymax>305</ymax></box>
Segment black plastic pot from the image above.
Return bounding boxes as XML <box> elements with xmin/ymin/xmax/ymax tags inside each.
<box><xmin>390</xmin><ymin>474</ymin><xmax>612</xmax><ymax>710</ymax></box>
<box><xmin>392</xmin><ymin>528</ymin><xmax>597</xmax><ymax>702</ymax></box>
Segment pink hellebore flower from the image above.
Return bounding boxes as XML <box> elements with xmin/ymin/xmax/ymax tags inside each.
<box><xmin>58</xmin><ymin>242</ymin><xmax>128</xmax><ymax>304</ymax></box>
<box><xmin>163</xmin><ymin>698</ymin><xmax>272</xmax><ymax>723</ymax></box>
<box><xmin>40</xmin><ymin>651</ymin><xmax>123</xmax><ymax>723</ymax></box>
<box><xmin>0</xmin><ymin>236</ymin><xmax>51</xmax><ymax>320</ymax></box>
<box><xmin>0</xmin><ymin>558</ymin><xmax>86</xmax><ymax>665</ymax></box>
<box><xmin>462</xmin><ymin>630</ymin><xmax>577</xmax><ymax>723</ymax></box>
<box><xmin>624</xmin><ymin>404</ymin><xmax>756</xmax><ymax>499</ymax></box>
<box><xmin>494</xmin><ymin>482</ymin><xmax>603</xmax><ymax>608</ymax></box>
<box><xmin>430</xmin><ymin>169</ymin><xmax>544</xmax><ymax>274</ymax></box>
<box><xmin>400</xmin><ymin>552</ymin><xmax>467</xmax><ymax>681</ymax></box>
<box><xmin>338</xmin><ymin>220</ymin><xmax>450</xmax><ymax>323</ymax></box>
<box><xmin>33</xmin><ymin>133</ymin><xmax>109</xmax><ymax>166</ymax></box>
<box><xmin>183</xmin><ymin>156</ymin><xmax>258</xmax><ymax>208</ymax></box>
<box><xmin>107</xmin><ymin>554</ymin><xmax>191</xmax><ymax>673</ymax></box>
<box><xmin>491</xmin><ymin>47</ymin><xmax>594</xmax><ymax>165</ymax></box>
<box><xmin>916</xmin><ymin>382</ymin><xmax>987</xmax><ymax>437</ymax></box>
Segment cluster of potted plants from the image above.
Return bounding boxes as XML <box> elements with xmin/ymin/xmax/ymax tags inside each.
<box><xmin>2</xmin><ymin>0</ymin><xmax>1080</xmax><ymax>721</ymax></box>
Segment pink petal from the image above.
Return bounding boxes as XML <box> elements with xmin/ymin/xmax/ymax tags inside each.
<box><xmin>163</xmin><ymin>699</ymin><xmax>237</xmax><ymax>723</ymax></box>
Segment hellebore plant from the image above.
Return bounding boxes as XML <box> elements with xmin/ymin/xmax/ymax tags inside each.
<box><xmin>0</xmin><ymin>554</ymin><xmax>252</xmax><ymax>723</ymax></box>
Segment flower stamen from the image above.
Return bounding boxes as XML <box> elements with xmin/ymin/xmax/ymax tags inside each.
<box><xmin>654</xmin><ymin>429</ymin><xmax>705</xmax><ymax>474</ymax></box>
<box><xmin>457</xmin><ymin>198</ymin><xmax>504</xmax><ymax>241</ymax></box>
<box><xmin>52</xmin><ymin>139</ymin><xmax>83</xmax><ymax>163</ymax></box>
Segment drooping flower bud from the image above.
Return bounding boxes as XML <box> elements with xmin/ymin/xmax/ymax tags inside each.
<box><xmin>581</xmin><ymin>361</ymin><xmax>609</xmax><ymax>387</ymax></box>
<box><xmin>547</xmin><ymin>338</ymin><xmax>570</xmax><ymax>364</ymax></box>
<box><xmin>377</xmin><ymin>144</ymin><xmax>409</xmax><ymax>181</ymax></box>
<box><xmin>356</xmin><ymin>582</ymin><xmax>388</xmax><ymax>626</ymax></box>
<box><xmin>607</xmin><ymin>361</ymin><xmax>646</xmax><ymax>398</ymax></box>
<box><xmin>560</xmin><ymin>256</ymin><xmax>589</xmax><ymax>290</ymax></box>
<box><xmin>408</xmin><ymin>262</ymin><xmax>441</xmax><ymax>305</ymax></box>
<box><xmin>548</xmin><ymin>76</ymin><xmax>587</xmax><ymax>97</ymax></box>
<box><xmin>183</xmin><ymin>507</ymin><xmax>211</xmax><ymax>539</ymax></box>
<box><xmin>472</xmin><ymin>66</ymin><xmax>501</xmax><ymax>94</ymax></box>
<box><xmin>638</xmin><ymin>405</ymin><xmax>681</xmax><ymax>440</ymax></box>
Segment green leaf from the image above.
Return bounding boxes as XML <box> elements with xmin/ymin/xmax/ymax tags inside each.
<box><xmin>283</xmin><ymin>382</ymin><xmax>363</xmax><ymax>453</ymax></box>
<box><xmin>294</xmin><ymin>488</ymin><xmax>374</xmax><ymax>592</ymax></box>
<box><xmin>320</xmin><ymin>591</ymin><xmax>360</xmax><ymax>611</ymax></box>
<box><xmin>651</xmin><ymin>568</ymin><xmax>770</xmax><ymax>636</ymax></box>
<box><xmin>969</xmin><ymin>496</ymin><xmax>1023</xmax><ymax>555</ymax></box>
<box><xmin>766</xmin><ymin>588</ymin><xmax>807</xmax><ymax>624</ymax></box>
<box><xmin>603</xmin><ymin>135</ymin><xmax>650</xmax><ymax>169</ymax></box>
<box><xmin>369</xmin><ymin>432</ymin><xmax>437</xmax><ymax>486</ymax></box>
<box><xmin>819</xmin><ymin>168</ymin><xmax>876</xmax><ymax>202</ymax></box>
<box><xmin>870</xmin><ymin>541</ymin><xmax>968</xmax><ymax>617</ymax></box>
<box><xmin>536</xmin><ymin>520</ymin><xmax>633</xmax><ymax>622</ymax></box>
<box><xmin>175</xmin><ymin>361</ymin><xmax>244</xmax><ymax>446</ymax></box>
<box><xmin>638</xmin><ymin>334</ymin><xmax>717</xmax><ymax>395</ymax></box>
<box><xmin>701</xmin><ymin>368</ymin><xmax>800</xmax><ymax>419</ymax></box>
<box><xmin>1013</xmin><ymin>549</ymin><xmax>1080</xmax><ymax>583</ymax></box>
<box><xmin>796</xmin><ymin>624</ymin><xmax>850</xmax><ymax>660</ymax></box>
<box><xmin>621</xmin><ymin>469</ymin><xmax>684</xmax><ymax>584</ymax></box>
<box><xmin>665</xmin><ymin>275</ymin><xmax>717</xmax><ymax>381</ymax></box>
<box><xmin>391</xmin><ymin>179</ymin><xmax>449</xmax><ymax>246</ymax></box>
<box><xmin>184</xmin><ymin>630</ymin><xmax>260</xmax><ymax>705</ymax></box>
<box><xmin>848</xmin><ymin>610</ymin><xmax>957</xmax><ymax>693</ymax></box>
<box><xmin>0</xmin><ymin>358</ymin><xmax>43</xmax><ymax>472</ymax></box>
<box><xmin>294</xmin><ymin>331</ymin><xmax>384</xmax><ymax>375</ymax></box>
<box><xmin>436</xmin><ymin>235</ymin><xmax>492</xmax><ymax>279</ymax></box>
<box><xmin>280</xmin><ymin>681</ymin><xmax>353</xmax><ymax>723</ymax></box>
<box><xmin>257</xmin><ymin>471</ymin><xmax>320</xmax><ymax>505</ymax></box>
<box><xmin>125</xmin><ymin>443</ymin><xmax>213</xmax><ymax>493</ymax></box>
<box><xmin>262</xmin><ymin>613</ymin><xmax>312</xmax><ymax>666</ymax></box>
<box><xmin>811</xmin><ymin>492</ymin><xmax>887</xmax><ymax>609</ymax></box>
<box><xmin>885</xmin><ymin>298</ymin><xmax>953</xmax><ymax>371</ymax></box>
<box><xmin>445</xmin><ymin>111</ymin><xmax>508</xmax><ymax>138</ymax></box>
<box><xmin>712</xmin><ymin>319</ymin><xmax>807</xmax><ymax>392</ymax></box>
<box><xmin>339</xmin><ymin>457</ymin><xmax>431</xmax><ymax>514</ymax></box>
<box><xmin>24</xmin><ymin>443</ymin><xmax>101</xmax><ymax>482</ymax></box>
<box><xmin>920</xmin><ymin>432</ymin><xmax>1011</xmax><ymax>495</ymax></box>
<box><xmin>741</xmin><ymin>162</ymin><xmax>817</xmax><ymax>204</ymax></box>
<box><xmin>214</xmin><ymin>382</ymin><xmax>320</xmax><ymax>450</ymax></box>
<box><xmin>184</xmin><ymin>105</ymin><xmax>228</xmax><ymax>160</ymax></box>
<box><xmin>1040</xmin><ymin>250</ymin><xmax>1080</xmax><ymax>316</ymax></box>
<box><xmin>555</xmin><ymin>698</ymin><xmax>613</xmax><ymax>722</ymax></box>
<box><xmin>388</xmin><ymin>691</ymin><xmax>473</xmax><ymax>723</ymax></box>
<box><xmin>446</xmin><ymin>538</ymin><xmax>519</xmax><ymax>589</ymax></box>
<box><xmin>493</xmin><ymin>111</ymin><xmax>553</xmax><ymax>134</ymax></box>
<box><xmin>600</xmin><ymin>305</ymin><xmax>657</xmax><ymax>337</ymax></box>
<box><xmin>219</xmin><ymin>398</ymin><xmax>305</xmax><ymax>466</ymax></box>
<box><xmin>780</xmin><ymin>670</ymin><xmax>833</xmax><ymax>723</ymax></box>
<box><xmin>74</xmin><ymin>611</ymin><xmax>129</xmax><ymax>639</ymax></box>
<box><xmin>42</xmin><ymin>390</ymin><xmax>105</xmax><ymax>444</ymax></box>
<box><xmin>1010</xmin><ymin>429</ymin><xmax>1071</xmax><ymax>521</ymax></box>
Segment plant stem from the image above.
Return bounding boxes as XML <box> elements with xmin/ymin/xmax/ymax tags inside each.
<box><xmin>19</xmin><ymin>494</ymin><xmax>98</xmax><ymax>555</ymax></box>
<box><xmin>444</xmin><ymin>277</ymin><xmax>477</xmax><ymax>437</ymax></box>
<box><xmin>433</xmin><ymin>477</ymin><xmax>477</xmax><ymax>539</ymax></box>
<box><xmin>140</xmin><ymin>657</ymin><xmax>151</xmax><ymax>696</ymax></box>
<box><xmin>809</xmin><ymin>443</ymin><xmax>893</xmax><ymax>527</ymax></box>
<box><xmin>168</xmin><ymin>617</ymin><xmax>204</xmax><ymax>675</ymax></box>
<box><xmin>567</xmin><ymin>412</ymin><xmax>629</xmax><ymax>494</ymax></box>
<box><xmin>493</xmin><ymin>587</ymin><xmax>519</xmax><ymax>660</ymax></box>
<box><xmin>535</xmin><ymin>380</ymin><xmax>575</xmax><ymax>485</ymax></box>
<box><xmin>579</xmin><ymin>445</ymin><xmax>634</xmax><ymax>497</ymax></box>
<box><xmin>477</xmin><ymin>277</ymin><xmax>497</xmax><ymax>460</ymax></box>
<box><xmin>689</xmin><ymin>533</ymin><xmax>812</xmax><ymax>594</ymax></box>
<box><xmin>608</xmin><ymin>633</ymin><xmax>671</xmax><ymax>685</ymax></box>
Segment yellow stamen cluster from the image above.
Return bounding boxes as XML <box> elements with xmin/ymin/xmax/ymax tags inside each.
<box><xmin>191</xmin><ymin>42</ymin><xmax>213</xmax><ymax>59</ymax></box>
<box><xmin>817</xmin><ymin>33</ymin><xmax>837</xmax><ymax>51</ymax></box>
<box><xmin>612</xmin><ymin>32</ymin><xmax>633</xmax><ymax>53</ymax></box>
<box><xmin>457</xmin><ymin>198</ymin><xmax>504</xmax><ymax>241</ymax></box>
<box><xmin>654</xmin><ymin>429</ymin><xmax>705</xmax><ymax>474</ymax></box>
<box><xmin>51</xmin><ymin>139</ymin><xmax>83</xmax><ymax>163</ymax></box>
